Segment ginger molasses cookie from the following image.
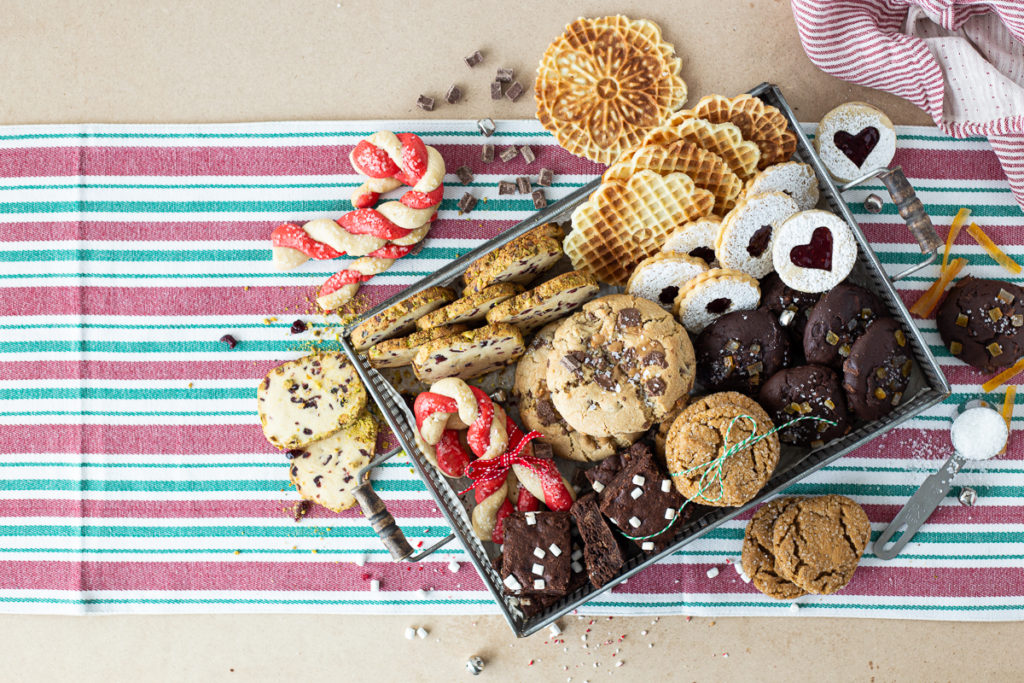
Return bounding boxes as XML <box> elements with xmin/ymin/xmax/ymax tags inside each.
<box><xmin>741</xmin><ymin>497</ymin><xmax>807</xmax><ymax>600</ymax></box>
<box><xmin>758</xmin><ymin>365</ymin><xmax>850</xmax><ymax>447</ymax></box>
<box><xmin>936</xmin><ymin>277</ymin><xmax>1024</xmax><ymax>373</ymax></box>
<box><xmin>842</xmin><ymin>317</ymin><xmax>912</xmax><ymax>421</ymax></box>
<box><xmin>771</xmin><ymin>494</ymin><xmax>871</xmax><ymax>595</ymax></box>
<box><xmin>547</xmin><ymin>294</ymin><xmax>695</xmax><ymax>437</ymax></box>
<box><xmin>665</xmin><ymin>392</ymin><xmax>780</xmax><ymax>507</ymax></box>
<box><xmin>694</xmin><ymin>309</ymin><xmax>790</xmax><ymax>395</ymax></box>
<box><xmin>803</xmin><ymin>282</ymin><xmax>882</xmax><ymax>369</ymax></box>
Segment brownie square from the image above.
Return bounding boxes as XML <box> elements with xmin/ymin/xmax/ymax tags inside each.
<box><xmin>584</xmin><ymin>442</ymin><xmax>646</xmax><ymax>501</ymax></box>
<box><xmin>598</xmin><ymin>443</ymin><xmax>687</xmax><ymax>554</ymax></box>
<box><xmin>517</xmin><ymin>543</ymin><xmax>588</xmax><ymax>618</ymax></box>
<box><xmin>570</xmin><ymin>493</ymin><xmax>626</xmax><ymax>587</ymax></box>
<box><xmin>500</xmin><ymin>511</ymin><xmax>571</xmax><ymax>596</ymax></box>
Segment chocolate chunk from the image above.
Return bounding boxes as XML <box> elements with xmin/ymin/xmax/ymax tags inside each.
<box><xmin>532</xmin><ymin>190</ymin><xmax>547</xmax><ymax>210</ymax></box>
<box><xmin>616</xmin><ymin>308</ymin><xmax>641</xmax><ymax>329</ymax></box>
<box><xmin>520</xmin><ymin>145</ymin><xmax>535</xmax><ymax>163</ymax></box>
<box><xmin>643</xmin><ymin>351</ymin><xmax>667</xmax><ymax>367</ymax></box>
<box><xmin>455</xmin><ymin>165</ymin><xmax>474</xmax><ymax>185</ymax></box>
<box><xmin>646</xmin><ymin>377</ymin><xmax>666</xmax><ymax>396</ymax></box>
<box><xmin>458</xmin><ymin>193</ymin><xmax>477</xmax><ymax>213</ymax></box>
<box><xmin>538</xmin><ymin>168</ymin><xmax>553</xmax><ymax>186</ymax></box>
<box><xmin>219</xmin><ymin>334</ymin><xmax>237</xmax><ymax>349</ymax></box>
<box><xmin>416</xmin><ymin>95</ymin><xmax>435</xmax><ymax>111</ymax></box>
<box><xmin>505</xmin><ymin>81</ymin><xmax>524</xmax><ymax>102</ymax></box>
<box><xmin>496</xmin><ymin>67</ymin><xmax>514</xmax><ymax>83</ymax></box>
<box><xmin>481</xmin><ymin>143</ymin><xmax>495</xmax><ymax>163</ymax></box>
<box><xmin>490</xmin><ymin>81</ymin><xmax>503</xmax><ymax>100</ymax></box>
<box><xmin>594</xmin><ymin>373</ymin><xmax>616</xmax><ymax>390</ymax></box>
<box><xmin>560</xmin><ymin>353</ymin><xmax>583</xmax><ymax>374</ymax></box>
<box><xmin>536</xmin><ymin>399</ymin><xmax>561</xmax><ymax>426</ymax></box>
<box><xmin>516</xmin><ymin>177</ymin><xmax>532</xmax><ymax>194</ymax></box>
<box><xmin>464</xmin><ymin>50</ymin><xmax>483</xmax><ymax>67</ymax></box>
<box><xmin>499</xmin><ymin>146</ymin><xmax>518</xmax><ymax>162</ymax></box>
<box><xmin>531</xmin><ymin>441</ymin><xmax>554</xmax><ymax>460</ymax></box>
<box><xmin>498</xmin><ymin>180</ymin><xmax>516</xmax><ymax>195</ymax></box>
<box><xmin>476</xmin><ymin>118</ymin><xmax>495</xmax><ymax>137</ymax></box>
<box><xmin>445</xmin><ymin>84</ymin><xmax>462</xmax><ymax>104</ymax></box>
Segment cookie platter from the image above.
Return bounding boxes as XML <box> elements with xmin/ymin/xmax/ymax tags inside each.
<box><xmin>338</xmin><ymin>83</ymin><xmax>951</xmax><ymax>637</ymax></box>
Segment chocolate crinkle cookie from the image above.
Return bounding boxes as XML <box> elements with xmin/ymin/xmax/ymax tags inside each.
<box><xmin>842</xmin><ymin>317</ymin><xmax>912</xmax><ymax>422</ymax></box>
<box><xmin>803</xmin><ymin>282</ymin><xmax>882</xmax><ymax>369</ymax></box>
<box><xmin>695</xmin><ymin>308</ymin><xmax>790</xmax><ymax>395</ymax></box>
<box><xmin>758</xmin><ymin>364</ymin><xmax>850</xmax><ymax>447</ymax></box>
<box><xmin>936</xmin><ymin>276</ymin><xmax>1024</xmax><ymax>373</ymax></box>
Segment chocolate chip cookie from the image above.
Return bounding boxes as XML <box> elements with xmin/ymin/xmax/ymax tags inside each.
<box><xmin>758</xmin><ymin>365</ymin><xmax>850</xmax><ymax>447</ymax></box>
<box><xmin>936</xmin><ymin>277</ymin><xmax>1024</xmax><ymax>373</ymax></box>
<box><xmin>803</xmin><ymin>282</ymin><xmax>882</xmax><ymax>369</ymax></box>
<box><xmin>695</xmin><ymin>308</ymin><xmax>790</xmax><ymax>395</ymax></box>
<box><xmin>771</xmin><ymin>494</ymin><xmax>871</xmax><ymax>595</ymax></box>
<box><xmin>842</xmin><ymin>317</ymin><xmax>912</xmax><ymax>421</ymax></box>
<box><xmin>547</xmin><ymin>295</ymin><xmax>696</xmax><ymax>437</ymax></box>
<box><xmin>741</xmin><ymin>497</ymin><xmax>807</xmax><ymax>600</ymax></box>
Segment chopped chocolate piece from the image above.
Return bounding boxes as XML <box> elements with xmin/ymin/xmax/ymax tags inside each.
<box><xmin>646</xmin><ymin>377</ymin><xmax>666</xmax><ymax>396</ymax></box>
<box><xmin>498</xmin><ymin>180</ymin><xmax>516</xmax><ymax>195</ymax></box>
<box><xmin>289</xmin><ymin>319</ymin><xmax>307</xmax><ymax>335</ymax></box>
<box><xmin>538</xmin><ymin>168</ymin><xmax>553</xmax><ymax>186</ymax></box>
<box><xmin>416</xmin><ymin>95</ymin><xmax>435</xmax><ymax>111</ymax></box>
<box><xmin>490</xmin><ymin>81</ymin><xmax>503</xmax><ymax>100</ymax></box>
<box><xmin>594</xmin><ymin>372</ymin><xmax>616</xmax><ymax>390</ymax></box>
<box><xmin>501</xmin><ymin>511</ymin><xmax>571</xmax><ymax>596</ymax></box>
<box><xmin>445</xmin><ymin>84</ymin><xmax>462</xmax><ymax>104</ymax></box>
<box><xmin>219</xmin><ymin>334</ymin><xmax>237</xmax><ymax>349</ymax></box>
<box><xmin>516</xmin><ymin>176</ymin><xmax>532</xmax><ymax>194</ymax></box>
<box><xmin>616</xmin><ymin>307</ymin><xmax>641</xmax><ymax>329</ymax></box>
<box><xmin>520</xmin><ymin>145</ymin><xmax>535</xmax><ymax>163</ymax></box>
<box><xmin>531</xmin><ymin>441</ymin><xmax>554</xmax><ymax>460</ymax></box>
<box><xmin>532</xmin><ymin>190</ymin><xmax>547</xmax><ymax>210</ymax></box>
<box><xmin>571</xmin><ymin>493</ymin><xmax>625</xmax><ymax>588</ymax></box>
<box><xmin>464</xmin><ymin>50</ymin><xmax>484</xmax><ymax>67</ymax></box>
<box><xmin>643</xmin><ymin>351</ymin><xmax>667</xmax><ymax>367</ymax></box>
<box><xmin>481</xmin><ymin>143</ymin><xmax>495</xmax><ymax>163</ymax></box>
<box><xmin>560</xmin><ymin>353</ymin><xmax>583</xmax><ymax>374</ymax></box>
<box><xmin>476</xmin><ymin>118</ymin><xmax>496</xmax><ymax>137</ymax></box>
<box><xmin>496</xmin><ymin>67</ymin><xmax>514</xmax><ymax>83</ymax></box>
<box><xmin>505</xmin><ymin>81</ymin><xmax>525</xmax><ymax>102</ymax></box>
<box><xmin>458</xmin><ymin>193</ymin><xmax>477</xmax><ymax>213</ymax></box>
<box><xmin>455</xmin><ymin>165</ymin><xmax>474</xmax><ymax>185</ymax></box>
<box><xmin>499</xmin><ymin>146</ymin><xmax>518</xmax><ymax>162</ymax></box>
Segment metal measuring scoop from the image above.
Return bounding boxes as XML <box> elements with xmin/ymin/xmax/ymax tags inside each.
<box><xmin>874</xmin><ymin>400</ymin><xmax>1008</xmax><ymax>560</ymax></box>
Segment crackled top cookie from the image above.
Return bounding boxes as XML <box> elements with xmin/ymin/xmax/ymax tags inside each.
<box><xmin>547</xmin><ymin>295</ymin><xmax>695</xmax><ymax>437</ymax></box>
<box><xmin>815</xmin><ymin>102</ymin><xmax>896</xmax><ymax>182</ymax></box>
<box><xmin>741</xmin><ymin>497</ymin><xmax>807</xmax><ymax>600</ymax></box>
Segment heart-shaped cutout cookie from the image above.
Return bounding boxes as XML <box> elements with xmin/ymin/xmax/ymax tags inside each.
<box><xmin>790</xmin><ymin>227</ymin><xmax>833</xmax><ymax>271</ymax></box>
<box><xmin>833</xmin><ymin>127</ymin><xmax>880</xmax><ymax>167</ymax></box>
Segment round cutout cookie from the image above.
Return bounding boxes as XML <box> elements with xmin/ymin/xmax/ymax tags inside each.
<box><xmin>715</xmin><ymin>191</ymin><xmax>799</xmax><ymax>279</ymax></box>
<box><xmin>815</xmin><ymin>102</ymin><xmax>896</xmax><ymax>182</ymax></box>
<box><xmin>288</xmin><ymin>413</ymin><xmax>378</xmax><ymax>512</ymax></box>
<box><xmin>744</xmin><ymin>162</ymin><xmax>819</xmax><ymax>211</ymax></box>
<box><xmin>626</xmin><ymin>253</ymin><xmax>709</xmax><ymax>310</ymax></box>
<box><xmin>772</xmin><ymin>210</ymin><xmax>857</xmax><ymax>293</ymax></box>
<box><xmin>672</xmin><ymin>268</ymin><xmax>761</xmax><ymax>333</ymax></box>
<box><xmin>661</xmin><ymin>217</ymin><xmax>721</xmax><ymax>266</ymax></box>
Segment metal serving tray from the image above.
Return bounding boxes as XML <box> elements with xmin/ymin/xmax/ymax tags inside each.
<box><xmin>340</xmin><ymin>83</ymin><xmax>952</xmax><ymax>637</ymax></box>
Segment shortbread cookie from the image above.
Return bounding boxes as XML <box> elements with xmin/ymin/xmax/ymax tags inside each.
<box><xmin>815</xmin><ymin>102</ymin><xmax>896</xmax><ymax>182</ymax></box>
<box><xmin>416</xmin><ymin>283</ymin><xmax>522</xmax><ymax>330</ymax></box>
<box><xmin>626</xmin><ymin>253</ymin><xmax>709</xmax><ymax>310</ymax></box>
<box><xmin>463</xmin><ymin>236</ymin><xmax>564</xmax><ymax>294</ymax></box>
<box><xmin>366</xmin><ymin>324</ymin><xmax>468</xmax><ymax>368</ymax></box>
<box><xmin>547</xmin><ymin>295</ymin><xmax>695</xmax><ymax>437</ymax></box>
<box><xmin>661</xmin><ymin>217</ymin><xmax>721</xmax><ymax>265</ymax></box>
<box><xmin>665</xmin><ymin>391</ymin><xmax>780</xmax><ymax>506</ymax></box>
<box><xmin>741</xmin><ymin>497</ymin><xmax>807</xmax><ymax>600</ymax></box>
<box><xmin>412</xmin><ymin>323</ymin><xmax>525</xmax><ymax>381</ymax></box>
<box><xmin>258</xmin><ymin>352</ymin><xmax>367</xmax><ymax>450</ymax></box>
<box><xmin>288</xmin><ymin>412</ymin><xmax>378</xmax><ymax>512</ymax></box>
<box><xmin>842</xmin><ymin>317</ymin><xmax>912</xmax><ymax>421</ymax></box>
<box><xmin>715</xmin><ymin>191</ymin><xmax>799</xmax><ymax>279</ymax></box>
<box><xmin>772</xmin><ymin>494</ymin><xmax>870</xmax><ymax>595</ymax></box>
<box><xmin>350</xmin><ymin>286</ymin><xmax>455</xmax><ymax>350</ymax></box>
<box><xmin>514</xmin><ymin>322</ymin><xmax>640</xmax><ymax>462</ymax></box>
<box><xmin>673</xmin><ymin>268</ymin><xmax>761</xmax><ymax>333</ymax></box>
<box><xmin>772</xmin><ymin>210</ymin><xmax>858</xmax><ymax>293</ymax></box>
<box><xmin>695</xmin><ymin>309</ymin><xmax>790</xmax><ymax>395</ymax></box>
<box><xmin>744</xmin><ymin>162</ymin><xmax>819</xmax><ymax>211</ymax></box>
<box><xmin>486</xmin><ymin>270</ymin><xmax>599</xmax><ymax>330</ymax></box>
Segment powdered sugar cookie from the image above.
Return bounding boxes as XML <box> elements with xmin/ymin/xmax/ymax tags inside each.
<box><xmin>626</xmin><ymin>252</ymin><xmax>709</xmax><ymax>310</ymax></box>
<box><xmin>772</xmin><ymin>210</ymin><xmax>858</xmax><ymax>293</ymax></box>
<box><xmin>815</xmin><ymin>102</ymin><xmax>896</xmax><ymax>182</ymax></box>
<box><xmin>673</xmin><ymin>268</ymin><xmax>761</xmax><ymax>333</ymax></box>
<box><xmin>661</xmin><ymin>217</ymin><xmax>721</xmax><ymax>266</ymax></box>
<box><xmin>744</xmin><ymin>162</ymin><xmax>820</xmax><ymax>211</ymax></box>
<box><xmin>715</xmin><ymin>192</ymin><xmax>799</xmax><ymax>279</ymax></box>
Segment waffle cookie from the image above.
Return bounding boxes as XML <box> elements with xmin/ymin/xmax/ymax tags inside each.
<box><xmin>349</xmin><ymin>286</ymin><xmax>455</xmax><ymax>351</ymax></box>
<box><xmin>366</xmin><ymin>323</ymin><xmax>468</xmax><ymax>368</ymax></box>
<box><xmin>715</xmin><ymin>191</ymin><xmax>800</xmax><ymax>279</ymax></box>
<box><xmin>673</xmin><ymin>267</ymin><xmax>761</xmax><ymax>333</ymax></box>
<box><xmin>744</xmin><ymin>161</ymin><xmax>820</xmax><ymax>211</ymax></box>
<box><xmin>486</xmin><ymin>270</ymin><xmax>600</xmax><ymax>330</ymax></box>
<box><xmin>661</xmin><ymin>217</ymin><xmax>721</xmax><ymax>265</ymax></box>
<box><xmin>288</xmin><ymin>412</ymin><xmax>378</xmax><ymax>512</ymax></box>
<box><xmin>411</xmin><ymin>323</ymin><xmax>525</xmax><ymax>381</ymax></box>
<box><xmin>567</xmin><ymin>169</ymin><xmax>714</xmax><ymax>286</ymax></box>
<box><xmin>535</xmin><ymin>16</ymin><xmax>687</xmax><ymax>164</ymax></box>
<box><xmin>463</xmin><ymin>235</ymin><xmax>564</xmax><ymax>294</ymax></box>
<box><xmin>416</xmin><ymin>283</ymin><xmax>522</xmax><ymax>330</ymax></box>
<box><xmin>626</xmin><ymin>252</ymin><xmax>709</xmax><ymax>310</ymax></box>
<box><xmin>691</xmin><ymin>94</ymin><xmax>797</xmax><ymax>169</ymax></box>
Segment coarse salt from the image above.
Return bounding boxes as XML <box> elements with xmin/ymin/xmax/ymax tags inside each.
<box><xmin>951</xmin><ymin>406</ymin><xmax>1008</xmax><ymax>459</ymax></box>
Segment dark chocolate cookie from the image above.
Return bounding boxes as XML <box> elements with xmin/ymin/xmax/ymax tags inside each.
<box><xmin>695</xmin><ymin>309</ymin><xmax>790</xmax><ymax>395</ymax></box>
<box><xmin>803</xmin><ymin>282</ymin><xmax>882</xmax><ymax>369</ymax></box>
<box><xmin>936</xmin><ymin>277</ymin><xmax>1024</xmax><ymax>373</ymax></box>
<box><xmin>758</xmin><ymin>365</ymin><xmax>850</xmax><ymax>446</ymax></box>
<box><xmin>842</xmin><ymin>317</ymin><xmax>912</xmax><ymax>421</ymax></box>
<box><xmin>759</xmin><ymin>272</ymin><xmax>821</xmax><ymax>344</ymax></box>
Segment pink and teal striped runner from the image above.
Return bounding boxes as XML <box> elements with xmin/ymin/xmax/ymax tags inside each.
<box><xmin>1</xmin><ymin>119</ymin><xmax>1023</xmax><ymax>618</ymax></box>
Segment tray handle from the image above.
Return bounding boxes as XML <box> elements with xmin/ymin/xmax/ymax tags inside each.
<box><xmin>877</xmin><ymin>167</ymin><xmax>943</xmax><ymax>255</ymax></box>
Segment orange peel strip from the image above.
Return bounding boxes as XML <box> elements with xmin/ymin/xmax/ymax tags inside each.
<box><xmin>982</xmin><ymin>358</ymin><xmax>1024</xmax><ymax>394</ymax></box>
<box><xmin>967</xmin><ymin>222</ymin><xmax>1022</xmax><ymax>274</ymax></box>
<box><xmin>909</xmin><ymin>258</ymin><xmax>967</xmax><ymax>318</ymax></box>
<box><xmin>942</xmin><ymin>208</ymin><xmax>971</xmax><ymax>273</ymax></box>
<box><xmin>999</xmin><ymin>385</ymin><xmax>1016</xmax><ymax>455</ymax></box>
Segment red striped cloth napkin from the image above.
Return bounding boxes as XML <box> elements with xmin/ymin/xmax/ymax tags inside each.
<box><xmin>790</xmin><ymin>0</ymin><xmax>1024</xmax><ymax>212</ymax></box>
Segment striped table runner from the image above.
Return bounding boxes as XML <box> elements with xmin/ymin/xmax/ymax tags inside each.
<box><xmin>1</xmin><ymin>119</ymin><xmax>1023</xmax><ymax>618</ymax></box>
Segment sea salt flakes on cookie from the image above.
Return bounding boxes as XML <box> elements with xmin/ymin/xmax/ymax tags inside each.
<box><xmin>815</xmin><ymin>102</ymin><xmax>896</xmax><ymax>182</ymax></box>
<box><xmin>772</xmin><ymin>210</ymin><xmax>857</xmax><ymax>293</ymax></box>
<box><xmin>715</xmin><ymin>191</ymin><xmax>799</xmax><ymax>279</ymax></box>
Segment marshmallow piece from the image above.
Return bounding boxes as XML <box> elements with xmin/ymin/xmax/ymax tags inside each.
<box><xmin>533</xmin><ymin>579</ymin><xmax>546</xmax><ymax>590</ymax></box>
<box><xmin>416</xmin><ymin>627</ymin><xmax>429</xmax><ymax>639</ymax></box>
<box><xmin>628</xmin><ymin>516</ymin><xmax>642</xmax><ymax>529</ymax></box>
<box><xmin>447</xmin><ymin>560</ymin><xmax>460</xmax><ymax>573</ymax></box>
<box><xmin>404</xmin><ymin>627</ymin><xmax>416</xmax><ymax>640</ymax></box>
<box><xmin>549</xmin><ymin>544</ymin><xmax>562</xmax><ymax>557</ymax></box>
<box><xmin>532</xmin><ymin>563</ymin><xmax>545</xmax><ymax>576</ymax></box>
<box><xmin>706</xmin><ymin>567</ymin><xmax>719</xmax><ymax>579</ymax></box>
<box><xmin>631</xmin><ymin>487</ymin><xmax>643</xmax><ymax>499</ymax></box>
<box><xmin>632</xmin><ymin>475</ymin><xmax>646</xmax><ymax>486</ymax></box>
<box><xmin>664</xmin><ymin>508</ymin><xmax>676</xmax><ymax>520</ymax></box>
<box><xmin>525</xmin><ymin>512</ymin><xmax>537</xmax><ymax>525</ymax></box>
<box><xmin>571</xmin><ymin>549</ymin><xmax>583</xmax><ymax>561</ymax></box>
<box><xmin>503</xmin><ymin>575</ymin><xmax>522</xmax><ymax>591</ymax></box>
<box><xmin>592</xmin><ymin>481</ymin><xmax>605</xmax><ymax>493</ymax></box>
<box><xmin>661</xmin><ymin>480</ymin><xmax>671</xmax><ymax>493</ymax></box>
<box><xmin>534</xmin><ymin>547</ymin><xmax>546</xmax><ymax>559</ymax></box>
<box><xmin>571</xmin><ymin>561</ymin><xmax>583</xmax><ymax>573</ymax></box>
<box><xmin>641</xmin><ymin>541</ymin><xmax>654</xmax><ymax>551</ymax></box>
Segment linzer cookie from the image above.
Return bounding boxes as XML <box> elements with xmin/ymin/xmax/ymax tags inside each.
<box><xmin>936</xmin><ymin>277</ymin><xmax>1024</xmax><ymax>373</ymax></box>
<box><xmin>673</xmin><ymin>267</ymin><xmax>761</xmax><ymax>333</ymax></box>
<box><xmin>744</xmin><ymin>161</ymin><xmax>820</xmax><ymax>211</ymax></box>
<box><xmin>257</xmin><ymin>352</ymin><xmax>367</xmax><ymax>450</ymax></box>
<box><xmin>803</xmin><ymin>283</ymin><xmax>882</xmax><ymax>369</ymax></box>
<box><xmin>547</xmin><ymin>295</ymin><xmax>696</xmax><ymax>437</ymax></box>
<box><xmin>288</xmin><ymin>412</ymin><xmax>378</xmax><ymax>512</ymax></box>
<box><xmin>772</xmin><ymin>210</ymin><xmax>858</xmax><ymax>293</ymax></box>
<box><xmin>412</xmin><ymin>323</ymin><xmax>525</xmax><ymax>382</ymax></box>
<box><xmin>349</xmin><ymin>286</ymin><xmax>455</xmax><ymax>351</ymax></box>
<box><xmin>661</xmin><ymin>217</ymin><xmax>721</xmax><ymax>265</ymax></box>
<box><xmin>715</xmin><ymin>191</ymin><xmax>799</xmax><ymax>279</ymax></box>
<box><xmin>486</xmin><ymin>270</ymin><xmax>600</xmax><ymax>331</ymax></box>
<box><xmin>626</xmin><ymin>253</ymin><xmax>709</xmax><ymax>310</ymax></box>
<box><xmin>462</xmin><ymin>234</ymin><xmax>564</xmax><ymax>294</ymax></box>
<box><xmin>366</xmin><ymin>324</ymin><xmax>468</xmax><ymax>368</ymax></box>
<box><xmin>535</xmin><ymin>16</ymin><xmax>687</xmax><ymax>164</ymax></box>
<box><xmin>416</xmin><ymin>283</ymin><xmax>522</xmax><ymax>330</ymax></box>
<box><xmin>695</xmin><ymin>309</ymin><xmax>790</xmax><ymax>395</ymax></box>
<box><xmin>691</xmin><ymin>94</ymin><xmax>797</xmax><ymax>169</ymax></box>
<box><xmin>815</xmin><ymin>102</ymin><xmax>896</xmax><ymax>182</ymax></box>
<box><xmin>842</xmin><ymin>317</ymin><xmax>912</xmax><ymax>421</ymax></box>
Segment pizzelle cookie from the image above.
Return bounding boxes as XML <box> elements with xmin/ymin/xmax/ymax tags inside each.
<box><xmin>665</xmin><ymin>391</ymin><xmax>780</xmax><ymax>507</ymax></box>
<box><xmin>546</xmin><ymin>295</ymin><xmax>695</xmax><ymax>437</ymax></box>
<box><xmin>486</xmin><ymin>270</ymin><xmax>600</xmax><ymax>330</ymax></box>
<box><xmin>416</xmin><ymin>283</ymin><xmax>522</xmax><ymax>330</ymax></box>
<box><xmin>744</xmin><ymin>162</ymin><xmax>820</xmax><ymax>211</ymax></box>
<box><xmin>692</xmin><ymin>94</ymin><xmax>798</xmax><ymax>169</ymax></box>
<box><xmin>661</xmin><ymin>217</ymin><xmax>721</xmax><ymax>265</ymax></box>
<box><xmin>741</xmin><ymin>497</ymin><xmax>807</xmax><ymax>600</ymax></box>
<box><xmin>655</xmin><ymin>115</ymin><xmax>762</xmax><ymax>180</ymax></box>
<box><xmin>412</xmin><ymin>323</ymin><xmax>525</xmax><ymax>381</ymax></box>
<box><xmin>771</xmin><ymin>494</ymin><xmax>871</xmax><ymax>595</ymax></box>
<box><xmin>288</xmin><ymin>412</ymin><xmax>378</xmax><ymax>512</ymax></box>
<box><xmin>257</xmin><ymin>352</ymin><xmax>367</xmax><ymax>450</ymax></box>
<box><xmin>350</xmin><ymin>286</ymin><xmax>455</xmax><ymax>350</ymax></box>
<box><xmin>366</xmin><ymin>323</ymin><xmax>468</xmax><ymax>368</ymax></box>
<box><xmin>715</xmin><ymin>191</ymin><xmax>800</xmax><ymax>279</ymax></box>
<box><xmin>626</xmin><ymin>252</ymin><xmax>709</xmax><ymax>310</ymax></box>
<box><xmin>815</xmin><ymin>102</ymin><xmax>896</xmax><ymax>182</ymax></box>
<box><xmin>673</xmin><ymin>267</ymin><xmax>761</xmax><ymax>333</ymax></box>
<box><xmin>462</xmin><ymin>235</ymin><xmax>564</xmax><ymax>294</ymax></box>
